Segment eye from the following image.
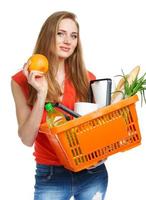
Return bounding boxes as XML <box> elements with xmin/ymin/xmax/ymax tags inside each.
<box><xmin>57</xmin><ymin>31</ymin><xmax>65</xmax><ymax>37</ymax></box>
<box><xmin>71</xmin><ymin>34</ymin><xmax>77</xmax><ymax>39</ymax></box>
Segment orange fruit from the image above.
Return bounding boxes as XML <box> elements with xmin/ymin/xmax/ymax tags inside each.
<box><xmin>28</xmin><ymin>54</ymin><xmax>49</xmax><ymax>73</ymax></box>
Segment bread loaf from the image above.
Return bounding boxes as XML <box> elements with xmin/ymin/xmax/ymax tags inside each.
<box><xmin>111</xmin><ymin>66</ymin><xmax>140</xmax><ymax>102</ymax></box>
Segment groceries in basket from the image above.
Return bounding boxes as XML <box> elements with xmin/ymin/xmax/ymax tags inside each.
<box><xmin>89</xmin><ymin>78</ymin><xmax>112</xmax><ymax>108</ymax></box>
<box><xmin>112</xmin><ymin>66</ymin><xmax>146</xmax><ymax>105</ymax></box>
<box><xmin>45</xmin><ymin>103</ymin><xmax>67</xmax><ymax>128</ymax></box>
<box><xmin>74</xmin><ymin>102</ymin><xmax>99</xmax><ymax>116</ymax></box>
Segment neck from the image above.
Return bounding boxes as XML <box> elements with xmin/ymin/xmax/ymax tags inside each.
<box><xmin>56</xmin><ymin>59</ymin><xmax>65</xmax><ymax>83</ymax></box>
<box><xmin>57</xmin><ymin>58</ymin><xmax>66</xmax><ymax>75</ymax></box>
<box><xmin>58</xmin><ymin>58</ymin><xmax>65</xmax><ymax>69</ymax></box>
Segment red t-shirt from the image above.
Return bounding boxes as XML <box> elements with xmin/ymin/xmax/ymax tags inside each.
<box><xmin>12</xmin><ymin>70</ymin><xmax>96</xmax><ymax>165</ymax></box>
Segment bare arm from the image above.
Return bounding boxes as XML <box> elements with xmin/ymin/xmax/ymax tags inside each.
<box><xmin>11</xmin><ymin>67</ymin><xmax>48</xmax><ymax>146</ymax></box>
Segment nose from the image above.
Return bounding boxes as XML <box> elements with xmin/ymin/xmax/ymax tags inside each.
<box><xmin>63</xmin><ymin>35</ymin><xmax>71</xmax><ymax>44</ymax></box>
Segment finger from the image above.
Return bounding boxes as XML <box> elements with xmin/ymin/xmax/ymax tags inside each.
<box><xmin>27</xmin><ymin>71</ymin><xmax>36</xmax><ymax>83</ymax></box>
<box><xmin>29</xmin><ymin>70</ymin><xmax>44</xmax><ymax>76</ymax></box>
<box><xmin>30</xmin><ymin>70</ymin><xmax>44</xmax><ymax>79</ymax></box>
<box><xmin>28</xmin><ymin>71</ymin><xmax>44</xmax><ymax>83</ymax></box>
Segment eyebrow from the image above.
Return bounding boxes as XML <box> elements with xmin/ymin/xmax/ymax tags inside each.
<box><xmin>58</xmin><ymin>29</ymin><xmax>78</xmax><ymax>34</ymax></box>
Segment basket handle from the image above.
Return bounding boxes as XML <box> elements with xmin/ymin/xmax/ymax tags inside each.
<box><xmin>53</xmin><ymin>103</ymin><xmax>81</xmax><ymax>118</ymax></box>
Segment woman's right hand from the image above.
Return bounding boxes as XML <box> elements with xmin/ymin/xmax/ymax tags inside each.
<box><xmin>23</xmin><ymin>63</ymin><xmax>48</xmax><ymax>97</ymax></box>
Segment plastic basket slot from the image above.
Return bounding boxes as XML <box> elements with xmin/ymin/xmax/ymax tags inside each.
<box><xmin>127</xmin><ymin>124</ymin><xmax>137</xmax><ymax>135</ymax></box>
<box><xmin>66</xmin><ymin>131</ymin><xmax>72</xmax><ymax>147</ymax></box>
<box><xmin>74</xmin><ymin>148</ymin><xmax>78</xmax><ymax>156</ymax></box>
<box><xmin>97</xmin><ymin>149</ymin><xmax>101</xmax><ymax>156</ymax></box>
<box><xmin>71</xmin><ymin>146</ymin><xmax>82</xmax><ymax>157</ymax></box>
<box><xmin>124</xmin><ymin>107</ymin><xmax>131</xmax><ymax>124</ymax></box>
<box><xmin>132</xmin><ymin>124</ymin><xmax>136</xmax><ymax>132</ymax></box>
<box><xmin>99</xmin><ymin>142</ymin><xmax>115</xmax><ymax>155</ymax></box>
<box><xmin>74</xmin><ymin>159</ymin><xmax>78</xmax><ymax>165</ymax></box>
<box><xmin>136</xmin><ymin>133</ymin><xmax>140</xmax><ymax>140</ymax></box>
<box><xmin>96</xmin><ymin>118</ymin><xmax>103</xmax><ymax>125</ymax></box>
<box><xmin>127</xmin><ymin>125</ymin><xmax>133</xmax><ymax>135</ymax></box>
<box><xmin>71</xmin><ymin>149</ymin><xmax>75</xmax><ymax>157</ymax></box>
<box><xmin>114</xmin><ymin>142</ymin><xmax>121</xmax><ymax>149</ymax></box>
<box><xmin>112</xmin><ymin>106</ymin><xmax>132</xmax><ymax>125</ymax></box>
<box><xmin>92</xmin><ymin>115</ymin><xmax>111</xmax><ymax>127</ymax></box>
<box><xmin>66</xmin><ymin>128</ymin><xmax>79</xmax><ymax>147</ymax></box>
<box><xmin>102</xmin><ymin>144</ymin><xmax>114</xmax><ymax>153</ymax></box>
<box><xmin>75</xmin><ymin>120</ymin><xmax>98</xmax><ymax>134</ymax></box>
<box><xmin>111</xmin><ymin>110</ymin><xmax>120</xmax><ymax>118</ymax></box>
<box><xmin>90</xmin><ymin>119</ymin><xmax>97</xmax><ymax>127</ymax></box>
<box><xmin>91</xmin><ymin>152</ymin><xmax>95</xmax><ymax>159</ymax></box>
<box><xmin>74</xmin><ymin>155</ymin><xmax>85</xmax><ymax>165</ymax></box>
<box><xmin>125</xmin><ymin>107</ymin><xmax>133</xmax><ymax>123</ymax></box>
<box><xmin>74</xmin><ymin>158</ymin><xmax>79</xmax><ymax>165</ymax></box>
<box><xmin>118</xmin><ymin>133</ymin><xmax>139</xmax><ymax>147</ymax></box>
<box><xmin>128</xmin><ymin>108</ymin><xmax>134</xmax><ymax>123</ymax></box>
<box><xmin>101</xmin><ymin>148</ymin><xmax>105</xmax><ymax>155</ymax></box>
<box><xmin>74</xmin><ymin>152</ymin><xmax>98</xmax><ymax>166</ymax></box>
<box><xmin>131</xmin><ymin>135</ymin><xmax>136</xmax><ymax>142</ymax></box>
<box><xmin>88</xmin><ymin>120</ymin><xmax>97</xmax><ymax>128</ymax></box>
<box><xmin>108</xmin><ymin>113</ymin><xmax>113</xmax><ymax>120</ymax></box>
<box><xmin>80</xmin><ymin>156</ymin><xmax>85</xmax><ymax>163</ymax></box>
<box><xmin>99</xmin><ymin>117</ymin><xmax>105</xmax><ymax>124</ymax></box>
<box><xmin>117</xmin><ymin>109</ymin><xmax>125</xmax><ymax>122</ymax></box>
<box><xmin>130</xmin><ymin>135</ymin><xmax>137</xmax><ymax>142</ymax></box>
<box><xmin>85</xmin><ymin>121</ymin><xmax>97</xmax><ymax>131</ymax></box>
<box><xmin>84</xmin><ymin>155</ymin><xmax>88</xmax><ymax>162</ymax></box>
<box><xmin>77</xmin><ymin>157</ymin><xmax>82</xmax><ymax>164</ymax></box>
<box><xmin>104</xmin><ymin>114</ymin><xmax>112</xmax><ymax>121</ymax></box>
<box><xmin>87</xmin><ymin>154</ymin><xmax>91</xmax><ymax>161</ymax></box>
<box><xmin>131</xmin><ymin>133</ymin><xmax>140</xmax><ymax>142</ymax></box>
<box><xmin>82</xmin><ymin>123</ymin><xmax>91</xmax><ymax>132</ymax></box>
<box><xmin>73</xmin><ymin>123</ymin><xmax>87</xmax><ymax>133</ymax></box>
<box><xmin>94</xmin><ymin>151</ymin><xmax>98</xmax><ymax>157</ymax></box>
<box><xmin>93</xmin><ymin>141</ymin><xmax>122</xmax><ymax>156</ymax></box>
<box><xmin>119</xmin><ymin>107</ymin><xmax>131</xmax><ymax>124</ymax></box>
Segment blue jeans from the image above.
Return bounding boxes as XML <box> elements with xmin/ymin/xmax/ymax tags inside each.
<box><xmin>34</xmin><ymin>163</ymin><xmax>108</xmax><ymax>200</ymax></box>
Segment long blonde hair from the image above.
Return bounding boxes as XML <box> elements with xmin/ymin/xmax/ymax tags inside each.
<box><xmin>28</xmin><ymin>11</ymin><xmax>89</xmax><ymax>105</ymax></box>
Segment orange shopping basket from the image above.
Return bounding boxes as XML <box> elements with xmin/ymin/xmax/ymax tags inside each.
<box><xmin>39</xmin><ymin>95</ymin><xmax>141</xmax><ymax>172</ymax></box>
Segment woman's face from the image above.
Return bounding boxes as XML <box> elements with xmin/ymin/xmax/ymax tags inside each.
<box><xmin>56</xmin><ymin>18</ymin><xmax>78</xmax><ymax>60</ymax></box>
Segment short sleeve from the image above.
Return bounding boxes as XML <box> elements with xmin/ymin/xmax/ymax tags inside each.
<box><xmin>88</xmin><ymin>71</ymin><xmax>96</xmax><ymax>81</ymax></box>
<box><xmin>12</xmin><ymin>70</ymin><xmax>29</xmax><ymax>98</ymax></box>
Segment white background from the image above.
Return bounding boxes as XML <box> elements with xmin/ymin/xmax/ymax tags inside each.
<box><xmin>0</xmin><ymin>0</ymin><xmax>146</xmax><ymax>199</ymax></box>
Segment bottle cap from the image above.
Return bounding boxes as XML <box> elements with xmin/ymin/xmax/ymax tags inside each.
<box><xmin>45</xmin><ymin>103</ymin><xmax>53</xmax><ymax>111</ymax></box>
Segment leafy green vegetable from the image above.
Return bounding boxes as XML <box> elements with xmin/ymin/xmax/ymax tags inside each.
<box><xmin>119</xmin><ymin>70</ymin><xmax>146</xmax><ymax>105</ymax></box>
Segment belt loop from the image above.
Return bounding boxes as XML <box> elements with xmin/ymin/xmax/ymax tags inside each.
<box><xmin>47</xmin><ymin>166</ymin><xmax>54</xmax><ymax>180</ymax></box>
<box><xmin>50</xmin><ymin>166</ymin><xmax>53</xmax><ymax>176</ymax></box>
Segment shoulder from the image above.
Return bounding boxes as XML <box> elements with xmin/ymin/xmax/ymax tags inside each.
<box><xmin>11</xmin><ymin>70</ymin><xmax>29</xmax><ymax>98</ymax></box>
<box><xmin>87</xmin><ymin>71</ymin><xmax>96</xmax><ymax>81</ymax></box>
<box><xmin>12</xmin><ymin>70</ymin><xmax>27</xmax><ymax>84</ymax></box>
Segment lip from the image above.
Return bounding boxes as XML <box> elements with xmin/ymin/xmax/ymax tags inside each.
<box><xmin>60</xmin><ymin>46</ymin><xmax>70</xmax><ymax>52</ymax></box>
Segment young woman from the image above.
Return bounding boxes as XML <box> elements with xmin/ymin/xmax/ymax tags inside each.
<box><xmin>11</xmin><ymin>11</ymin><xmax>108</xmax><ymax>200</ymax></box>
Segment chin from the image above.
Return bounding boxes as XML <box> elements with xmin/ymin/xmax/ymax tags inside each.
<box><xmin>58</xmin><ymin>53</ymin><xmax>71</xmax><ymax>60</ymax></box>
